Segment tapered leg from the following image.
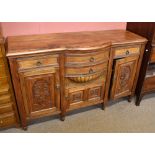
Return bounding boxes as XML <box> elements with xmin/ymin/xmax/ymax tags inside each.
<box><xmin>21</xmin><ymin>120</ymin><xmax>27</xmax><ymax>131</ymax></box>
<box><xmin>102</xmin><ymin>103</ymin><xmax>105</xmax><ymax>110</ymax></box>
<box><xmin>23</xmin><ymin>126</ymin><xmax>28</xmax><ymax>131</ymax></box>
<box><xmin>136</xmin><ymin>95</ymin><xmax>143</xmax><ymax>106</ymax></box>
<box><xmin>60</xmin><ymin>111</ymin><xmax>66</xmax><ymax>121</ymax></box>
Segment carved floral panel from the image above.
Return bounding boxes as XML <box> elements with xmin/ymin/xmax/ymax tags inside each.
<box><xmin>32</xmin><ymin>79</ymin><xmax>52</xmax><ymax>111</ymax></box>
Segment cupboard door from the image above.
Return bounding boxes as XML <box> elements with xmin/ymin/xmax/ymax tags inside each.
<box><xmin>66</xmin><ymin>83</ymin><xmax>105</xmax><ymax>110</ymax></box>
<box><xmin>19</xmin><ymin>67</ymin><xmax>60</xmax><ymax>119</ymax></box>
<box><xmin>111</xmin><ymin>56</ymin><xmax>139</xmax><ymax>99</ymax></box>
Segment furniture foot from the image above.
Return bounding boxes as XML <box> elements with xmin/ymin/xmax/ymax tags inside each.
<box><xmin>60</xmin><ymin>116</ymin><xmax>65</xmax><ymax>121</ymax></box>
<box><xmin>23</xmin><ymin>126</ymin><xmax>27</xmax><ymax>131</ymax></box>
<box><xmin>127</xmin><ymin>96</ymin><xmax>132</xmax><ymax>102</ymax></box>
<box><xmin>60</xmin><ymin>113</ymin><xmax>66</xmax><ymax>121</ymax></box>
<box><xmin>136</xmin><ymin>95</ymin><xmax>143</xmax><ymax>106</ymax></box>
<box><xmin>102</xmin><ymin>103</ymin><xmax>105</xmax><ymax>110</ymax></box>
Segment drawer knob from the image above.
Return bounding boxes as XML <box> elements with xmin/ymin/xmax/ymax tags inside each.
<box><xmin>36</xmin><ymin>61</ymin><xmax>42</xmax><ymax>66</ymax></box>
<box><xmin>126</xmin><ymin>50</ymin><xmax>130</xmax><ymax>55</ymax></box>
<box><xmin>89</xmin><ymin>68</ymin><xmax>94</xmax><ymax>74</ymax></box>
<box><xmin>56</xmin><ymin>84</ymin><xmax>60</xmax><ymax>89</ymax></box>
<box><xmin>145</xmin><ymin>49</ymin><xmax>149</xmax><ymax>52</ymax></box>
<box><xmin>0</xmin><ymin>120</ymin><xmax>3</xmax><ymax>124</ymax></box>
<box><xmin>90</xmin><ymin>57</ymin><xmax>95</xmax><ymax>62</ymax></box>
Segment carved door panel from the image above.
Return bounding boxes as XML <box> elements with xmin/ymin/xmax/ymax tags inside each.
<box><xmin>69</xmin><ymin>89</ymin><xmax>85</xmax><ymax>104</ymax></box>
<box><xmin>88</xmin><ymin>85</ymin><xmax>104</xmax><ymax>101</ymax></box>
<box><xmin>111</xmin><ymin>56</ymin><xmax>139</xmax><ymax>99</ymax></box>
<box><xmin>66</xmin><ymin>83</ymin><xmax>105</xmax><ymax>109</ymax></box>
<box><xmin>19</xmin><ymin>67</ymin><xmax>60</xmax><ymax>119</ymax></box>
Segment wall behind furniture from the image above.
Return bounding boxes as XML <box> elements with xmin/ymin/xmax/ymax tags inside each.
<box><xmin>1</xmin><ymin>22</ymin><xmax>126</xmax><ymax>37</ymax></box>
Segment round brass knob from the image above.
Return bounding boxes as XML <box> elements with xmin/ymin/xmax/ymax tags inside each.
<box><xmin>36</xmin><ymin>61</ymin><xmax>42</xmax><ymax>66</ymax></box>
<box><xmin>89</xmin><ymin>68</ymin><xmax>94</xmax><ymax>74</ymax></box>
<box><xmin>126</xmin><ymin>50</ymin><xmax>130</xmax><ymax>55</ymax></box>
<box><xmin>90</xmin><ymin>57</ymin><xmax>95</xmax><ymax>62</ymax></box>
<box><xmin>145</xmin><ymin>49</ymin><xmax>149</xmax><ymax>52</ymax></box>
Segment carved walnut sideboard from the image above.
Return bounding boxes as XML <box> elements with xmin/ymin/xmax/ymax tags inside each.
<box><xmin>6</xmin><ymin>30</ymin><xmax>147</xmax><ymax>130</ymax></box>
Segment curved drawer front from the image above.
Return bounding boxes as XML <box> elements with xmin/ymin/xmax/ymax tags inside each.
<box><xmin>17</xmin><ymin>55</ymin><xmax>59</xmax><ymax>70</ymax></box>
<box><xmin>66</xmin><ymin>62</ymin><xmax>108</xmax><ymax>76</ymax></box>
<box><xmin>65</xmin><ymin>50</ymin><xmax>109</xmax><ymax>65</ymax></box>
<box><xmin>114</xmin><ymin>46</ymin><xmax>140</xmax><ymax>58</ymax></box>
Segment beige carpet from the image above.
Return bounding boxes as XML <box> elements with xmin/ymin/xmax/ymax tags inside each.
<box><xmin>1</xmin><ymin>94</ymin><xmax>155</xmax><ymax>133</ymax></box>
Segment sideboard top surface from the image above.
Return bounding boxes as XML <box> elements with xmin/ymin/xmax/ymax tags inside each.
<box><xmin>6</xmin><ymin>30</ymin><xmax>147</xmax><ymax>57</ymax></box>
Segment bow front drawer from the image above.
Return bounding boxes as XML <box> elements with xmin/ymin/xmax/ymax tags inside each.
<box><xmin>66</xmin><ymin>62</ymin><xmax>108</xmax><ymax>76</ymax></box>
<box><xmin>17</xmin><ymin>55</ymin><xmax>59</xmax><ymax>70</ymax></box>
<box><xmin>114</xmin><ymin>46</ymin><xmax>140</xmax><ymax>58</ymax></box>
<box><xmin>65</xmin><ymin>50</ymin><xmax>109</xmax><ymax>66</ymax></box>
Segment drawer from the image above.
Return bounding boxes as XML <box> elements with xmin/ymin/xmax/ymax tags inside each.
<box><xmin>150</xmin><ymin>47</ymin><xmax>155</xmax><ymax>63</ymax></box>
<box><xmin>0</xmin><ymin>65</ymin><xmax>7</xmax><ymax>78</ymax></box>
<box><xmin>0</xmin><ymin>77</ymin><xmax>8</xmax><ymax>88</ymax></box>
<box><xmin>66</xmin><ymin>62</ymin><xmax>108</xmax><ymax>76</ymax></box>
<box><xmin>66</xmin><ymin>50</ymin><xmax>109</xmax><ymax>65</ymax></box>
<box><xmin>114</xmin><ymin>46</ymin><xmax>140</xmax><ymax>58</ymax></box>
<box><xmin>0</xmin><ymin>113</ymin><xmax>16</xmax><ymax>128</ymax></box>
<box><xmin>17</xmin><ymin>55</ymin><xmax>59</xmax><ymax>70</ymax></box>
<box><xmin>0</xmin><ymin>102</ymin><xmax>13</xmax><ymax>114</ymax></box>
<box><xmin>0</xmin><ymin>94</ymin><xmax>11</xmax><ymax>104</ymax></box>
<box><xmin>143</xmin><ymin>76</ymin><xmax>155</xmax><ymax>92</ymax></box>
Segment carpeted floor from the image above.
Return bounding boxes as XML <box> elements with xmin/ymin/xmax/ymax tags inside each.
<box><xmin>1</xmin><ymin>94</ymin><xmax>155</xmax><ymax>133</ymax></box>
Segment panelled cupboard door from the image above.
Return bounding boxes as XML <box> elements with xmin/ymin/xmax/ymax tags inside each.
<box><xmin>66</xmin><ymin>83</ymin><xmax>105</xmax><ymax>110</ymax></box>
<box><xmin>111</xmin><ymin>56</ymin><xmax>139</xmax><ymax>99</ymax></box>
<box><xmin>18</xmin><ymin>67</ymin><xmax>60</xmax><ymax>119</ymax></box>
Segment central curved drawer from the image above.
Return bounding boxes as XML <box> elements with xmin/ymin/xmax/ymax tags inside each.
<box><xmin>65</xmin><ymin>50</ymin><xmax>109</xmax><ymax>65</ymax></box>
<box><xmin>66</xmin><ymin>62</ymin><xmax>108</xmax><ymax>76</ymax></box>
